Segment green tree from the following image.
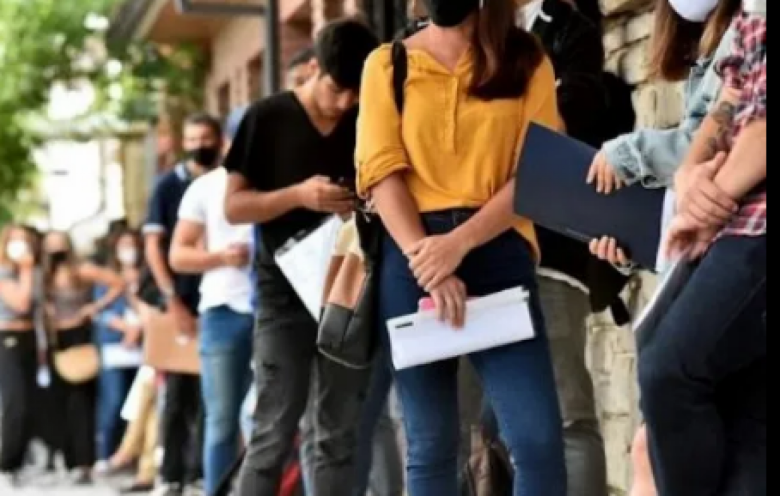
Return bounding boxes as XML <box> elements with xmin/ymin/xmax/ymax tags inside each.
<box><xmin>0</xmin><ymin>0</ymin><xmax>206</xmax><ymax>223</ymax></box>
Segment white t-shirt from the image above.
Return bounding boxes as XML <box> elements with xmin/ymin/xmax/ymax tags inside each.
<box><xmin>178</xmin><ymin>168</ymin><xmax>255</xmax><ymax>315</ymax></box>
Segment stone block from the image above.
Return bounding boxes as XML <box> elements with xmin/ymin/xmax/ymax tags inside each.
<box><xmin>603</xmin><ymin>415</ymin><xmax>636</xmax><ymax>493</ymax></box>
<box><xmin>634</xmin><ymin>81</ymin><xmax>686</xmax><ymax>128</ymax></box>
<box><xmin>600</xmin><ymin>0</ymin><xmax>653</xmax><ymax>16</ymax></box>
<box><xmin>604</xmin><ymin>23</ymin><xmax>627</xmax><ymax>56</ymax></box>
<box><xmin>601</xmin><ymin>353</ymin><xmax>639</xmax><ymax>415</ymax></box>
<box><xmin>620</xmin><ymin>40</ymin><xmax>651</xmax><ymax>85</ymax></box>
<box><xmin>626</xmin><ymin>11</ymin><xmax>654</xmax><ymax>44</ymax></box>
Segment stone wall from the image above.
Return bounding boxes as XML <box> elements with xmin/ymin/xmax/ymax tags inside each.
<box><xmin>588</xmin><ymin>1</ymin><xmax>685</xmax><ymax>494</ymax></box>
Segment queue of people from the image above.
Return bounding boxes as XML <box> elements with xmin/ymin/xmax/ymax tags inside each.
<box><xmin>0</xmin><ymin>0</ymin><xmax>766</xmax><ymax>496</ymax></box>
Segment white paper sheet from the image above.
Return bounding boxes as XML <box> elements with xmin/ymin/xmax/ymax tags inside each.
<box><xmin>275</xmin><ymin>216</ymin><xmax>344</xmax><ymax>321</ymax></box>
<box><xmin>102</xmin><ymin>344</ymin><xmax>144</xmax><ymax>369</ymax></box>
<box><xmin>387</xmin><ymin>287</ymin><xmax>535</xmax><ymax>370</ymax></box>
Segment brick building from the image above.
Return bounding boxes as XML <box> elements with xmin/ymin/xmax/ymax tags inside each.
<box><xmin>112</xmin><ymin>1</ymin><xmax>683</xmax><ymax>493</ymax></box>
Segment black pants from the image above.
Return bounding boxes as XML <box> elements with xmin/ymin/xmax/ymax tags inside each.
<box><xmin>0</xmin><ymin>330</ymin><xmax>38</xmax><ymax>473</ymax></box>
<box><xmin>51</xmin><ymin>326</ymin><xmax>98</xmax><ymax>470</ymax></box>
<box><xmin>161</xmin><ymin>372</ymin><xmax>203</xmax><ymax>484</ymax></box>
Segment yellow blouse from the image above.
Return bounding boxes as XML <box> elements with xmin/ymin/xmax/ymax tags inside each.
<box><xmin>356</xmin><ymin>43</ymin><xmax>562</xmax><ymax>257</ymax></box>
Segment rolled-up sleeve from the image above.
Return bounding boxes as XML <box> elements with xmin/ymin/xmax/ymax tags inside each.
<box><xmin>355</xmin><ymin>47</ymin><xmax>410</xmax><ymax>197</ymax></box>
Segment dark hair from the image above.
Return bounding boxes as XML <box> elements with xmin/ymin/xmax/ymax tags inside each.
<box><xmin>650</xmin><ymin>0</ymin><xmax>740</xmax><ymax>81</ymax></box>
<box><xmin>470</xmin><ymin>1</ymin><xmax>545</xmax><ymax>100</ymax></box>
<box><xmin>184</xmin><ymin>112</ymin><xmax>223</xmax><ymax>138</ymax></box>
<box><xmin>314</xmin><ymin>19</ymin><xmax>380</xmax><ymax>91</ymax></box>
<box><xmin>107</xmin><ymin>228</ymin><xmax>143</xmax><ymax>271</ymax></box>
<box><xmin>574</xmin><ymin>0</ymin><xmax>604</xmax><ymax>32</ymax></box>
<box><xmin>288</xmin><ymin>47</ymin><xmax>315</xmax><ymax>70</ymax></box>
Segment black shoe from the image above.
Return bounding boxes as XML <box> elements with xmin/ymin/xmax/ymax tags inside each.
<box><xmin>151</xmin><ymin>483</ymin><xmax>184</xmax><ymax>496</ymax></box>
<box><xmin>72</xmin><ymin>469</ymin><xmax>93</xmax><ymax>486</ymax></box>
<box><xmin>120</xmin><ymin>481</ymin><xmax>156</xmax><ymax>494</ymax></box>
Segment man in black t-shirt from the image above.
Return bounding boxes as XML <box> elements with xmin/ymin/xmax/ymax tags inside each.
<box><xmin>223</xmin><ymin>19</ymin><xmax>379</xmax><ymax>496</ymax></box>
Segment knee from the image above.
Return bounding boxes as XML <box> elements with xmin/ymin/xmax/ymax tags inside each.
<box><xmin>406</xmin><ymin>423</ymin><xmax>459</xmax><ymax>470</ymax></box>
<box><xmin>638</xmin><ymin>345</ymin><xmax>684</xmax><ymax>416</ymax></box>
<box><xmin>205</xmin><ymin>400</ymin><xmax>238</xmax><ymax>443</ymax></box>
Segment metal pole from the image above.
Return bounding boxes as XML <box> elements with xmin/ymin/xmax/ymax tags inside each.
<box><xmin>265</xmin><ymin>0</ymin><xmax>282</xmax><ymax>94</ymax></box>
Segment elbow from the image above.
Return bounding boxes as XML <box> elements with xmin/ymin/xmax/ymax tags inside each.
<box><xmin>169</xmin><ymin>247</ymin><xmax>186</xmax><ymax>274</ymax></box>
<box><xmin>224</xmin><ymin>198</ymin><xmax>243</xmax><ymax>225</ymax></box>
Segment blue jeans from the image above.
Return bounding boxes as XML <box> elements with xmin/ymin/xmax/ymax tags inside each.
<box><xmin>97</xmin><ymin>367</ymin><xmax>136</xmax><ymax>461</ymax></box>
<box><xmin>639</xmin><ymin>235</ymin><xmax>767</xmax><ymax>496</ymax></box>
<box><xmin>200</xmin><ymin>305</ymin><xmax>254</xmax><ymax>496</ymax></box>
<box><xmin>379</xmin><ymin>210</ymin><xmax>566</xmax><ymax>496</ymax></box>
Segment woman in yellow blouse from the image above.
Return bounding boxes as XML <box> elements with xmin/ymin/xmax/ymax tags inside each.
<box><xmin>356</xmin><ymin>1</ymin><xmax>566</xmax><ymax>494</ymax></box>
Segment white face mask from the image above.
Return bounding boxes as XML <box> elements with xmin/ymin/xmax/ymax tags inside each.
<box><xmin>6</xmin><ymin>240</ymin><xmax>30</xmax><ymax>263</ymax></box>
<box><xmin>117</xmin><ymin>248</ymin><xmax>139</xmax><ymax>267</ymax></box>
<box><xmin>669</xmin><ymin>0</ymin><xmax>720</xmax><ymax>22</ymax></box>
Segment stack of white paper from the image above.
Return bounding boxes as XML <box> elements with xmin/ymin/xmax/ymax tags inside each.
<box><xmin>387</xmin><ymin>287</ymin><xmax>536</xmax><ymax>370</ymax></box>
<box><xmin>275</xmin><ymin>216</ymin><xmax>344</xmax><ymax>321</ymax></box>
<box><xmin>102</xmin><ymin>343</ymin><xmax>144</xmax><ymax>369</ymax></box>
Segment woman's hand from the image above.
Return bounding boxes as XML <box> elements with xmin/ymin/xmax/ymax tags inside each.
<box><xmin>122</xmin><ymin>324</ymin><xmax>142</xmax><ymax>348</ymax></box>
<box><xmin>587</xmin><ymin>151</ymin><xmax>624</xmax><ymax>194</ymax></box>
<box><xmin>664</xmin><ymin>214</ymin><xmax>719</xmax><ymax>261</ymax></box>
<box><xmin>428</xmin><ymin>276</ymin><xmax>468</xmax><ymax>328</ymax></box>
<box><xmin>589</xmin><ymin>236</ymin><xmax>631</xmax><ymax>267</ymax></box>
<box><xmin>675</xmin><ymin>153</ymin><xmax>737</xmax><ymax>227</ymax></box>
<box><xmin>79</xmin><ymin>303</ymin><xmax>100</xmax><ymax>321</ymax></box>
<box><xmin>406</xmin><ymin>234</ymin><xmax>470</xmax><ymax>292</ymax></box>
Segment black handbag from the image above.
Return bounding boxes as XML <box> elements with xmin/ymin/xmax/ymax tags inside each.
<box><xmin>316</xmin><ymin>42</ymin><xmax>409</xmax><ymax>369</ymax></box>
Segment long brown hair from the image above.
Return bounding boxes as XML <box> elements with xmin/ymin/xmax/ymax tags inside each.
<box><xmin>107</xmin><ymin>228</ymin><xmax>144</xmax><ymax>272</ymax></box>
<box><xmin>0</xmin><ymin>224</ymin><xmax>38</xmax><ymax>269</ymax></box>
<box><xmin>650</xmin><ymin>0</ymin><xmax>741</xmax><ymax>81</ymax></box>
<box><xmin>470</xmin><ymin>0</ymin><xmax>545</xmax><ymax>100</ymax></box>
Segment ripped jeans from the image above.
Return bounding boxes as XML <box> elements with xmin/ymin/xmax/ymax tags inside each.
<box><xmin>235</xmin><ymin>295</ymin><xmax>370</xmax><ymax>496</ymax></box>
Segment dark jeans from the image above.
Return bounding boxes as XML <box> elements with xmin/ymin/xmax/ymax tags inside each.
<box><xmin>639</xmin><ymin>235</ymin><xmax>767</xmax><ymax>496</ymax></box>
<box><xmin>379</xmin><ymin>210</ymin><xmax>566</xmax><ymax>496</ymax></box>
<box><xmin>236</xmin><ymin>285</ymin><xmax>369</xmax><ymax>496</ymax></box>
<box><xmin>0</xmin><ymin>330</ymin><xmax>37</xmax><ymax>473</ymax></box>
<box><xmin>97</xmin><ymin>367</ymin><xmax>136</xmax><ymax>461</ymax></box>
<box><xmin>50</xmin><ymin>326</ymin><xmax>97</xmax><ymax>470</ymax></box>
<box><xmin>161</xmin><ymin>372</ymin><xmax>203</xmax><ymax>485</ymax></box>
<box><xmin>199</xmin><ymin>305</ymin><xmax>253</xmax><ymax>496</ymax></box>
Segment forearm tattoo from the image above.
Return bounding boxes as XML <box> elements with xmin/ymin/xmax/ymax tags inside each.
<box><xmin>707</xmin><ymin>101</ymin><xmax>738</xmax><ymax>157</ymax></box>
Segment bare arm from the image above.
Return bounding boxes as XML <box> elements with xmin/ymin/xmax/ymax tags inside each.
<box><xmin>371</xmin><ymin>173</ymin><xmax>426</xmax><ymax>253</ymax></box>
<box><xmin>170</xmin><ymin>220</ymin><xmax>223</xmax><ymax>274</ymax></box>
<box><xmin>678</xmin><ymin>87</ymin><xmax>741</xmax><ymax>179</ymax></box>
<box><xmin>714</xmin><ymin>119</ymin><xmax>767</xmax><ymax>199</ymax></box>
<box><xmin>0</xmin><ymin>267</ymin><xmax>35</xmax><ymax>314</ymax></box>
<box><xmin>145</xmin><ymin>233</ymin><xmax>175</xmax><ymax>296</ymax></box>
<box><xmin>80</xmin><ymin>263</ymin><xmax>124</xmax><ymax>312</ymax></box>
<box><xmin>224</xmin><ymin>172</ymin><xmax>301</xmax><ymax>225</ymax></box>
<box><xmin>451</xmin><ymin>180</ymin><xmax>516</xmax><ymax>252</ymax></box>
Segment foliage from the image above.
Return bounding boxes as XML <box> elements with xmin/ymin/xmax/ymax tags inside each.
<box><xmin>0</xmin><ymin>0</ymin><xmax>206</xmax><ymax>223</ymax></box>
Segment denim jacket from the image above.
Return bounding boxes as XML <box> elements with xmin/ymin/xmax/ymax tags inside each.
<box><xmin>603</xmin><ymin>26</ymin><xmax>736</xmax><ymax>188</ymax></box>
<box><xmin>94</xmin><ymin>284</ymin><xmax>129</xmax><ymax>345</ymax></box>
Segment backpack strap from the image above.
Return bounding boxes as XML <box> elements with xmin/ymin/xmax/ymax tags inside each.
<box><xmin>391</xmin><ymin>41</ymin><xmax>408</xmax><ymax>115</ymax></box>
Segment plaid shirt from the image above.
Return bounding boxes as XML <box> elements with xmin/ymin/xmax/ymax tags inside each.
<box><xmin>717</xmin><ymin>12</ymin><xmax>767</xmax><ymax>237</ymax></box>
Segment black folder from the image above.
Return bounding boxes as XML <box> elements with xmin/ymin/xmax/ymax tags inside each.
<box><xmin>514</xmin><ymin>123</ymin><xmax>667</xmax><ymax>270</ymax></box>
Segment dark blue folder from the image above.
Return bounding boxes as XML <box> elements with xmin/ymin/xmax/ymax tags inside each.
<box><xmin>514</xmin><ymin>123</ymin><xmax>666</xmax><ymax>270</ymax></box>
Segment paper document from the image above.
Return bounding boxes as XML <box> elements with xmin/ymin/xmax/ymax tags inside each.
<box><xmin>102</xmin><ymin>344</ymin><xmax>144</xmax><ymax>369</ymax></box>
<box><xmin>387</xmin><ymin>288</ymin><xmax>535</xmax><ymax>370</ymax></box>
<box><xmin>275</xmin><ymin>216</ymin><xmax>344</xmax><ymax>321</ymax></box>
<box><xmin>634</xmin><ymin>256</ymin><xmax>694</xmax><ymax>350</ymax></box>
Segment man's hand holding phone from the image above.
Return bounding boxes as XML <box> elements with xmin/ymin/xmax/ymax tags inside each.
<box><xmin>297</xmin><ymin>175</ymin><xmax>356</xmax><ymax>215</ymax></box>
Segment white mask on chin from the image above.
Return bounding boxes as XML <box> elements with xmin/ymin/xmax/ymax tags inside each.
<box><xmin>117</xmin><ymin>248</ymin><xmax>139</xmax><ymax>267</ymax></box>
<box><xmin>668</xmin><ymin>0</ymin><xmax>720</xmax><ymax>22</ymax></box>
<box><xmin>6</xmin><ymin>240</ymin><xmax>30</xmax><ymax>263</ymax></box>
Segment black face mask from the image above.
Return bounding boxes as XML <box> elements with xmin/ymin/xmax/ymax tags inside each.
<box><xmin>188</xmin><ymin>146</ymin><xmax>221</xmax><ymax>169</ymax></box>
<box><xmin>423</xmin><ymin>0</ymin><xmax>479</xmax><ymax>27</ymax></box>
<box><xmin>48</xmin><ymin>250</ymin><xmax>69</xmax><ymax>267</ymax></box>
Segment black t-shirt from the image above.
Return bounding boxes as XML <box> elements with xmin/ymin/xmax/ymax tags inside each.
<box><xmin>224</xmin><ymin>92</ymin><xmax>357</xmax><ymax>309</ymax></box>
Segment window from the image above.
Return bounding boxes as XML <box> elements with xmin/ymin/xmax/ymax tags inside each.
<box><xmin>248</xmin><ymin>54</ymin><xmax>263</xmax><ymax>100</ymax></box>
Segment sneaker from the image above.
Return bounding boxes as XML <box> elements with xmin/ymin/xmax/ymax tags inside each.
<box><xmin>184</xmin><ymin>481</ymin><xmax>205</xmax><ymax>496</ymax></box>
<box><xmin>0</xmin><ymin>472</ymin><xmax>20</xmax><ymax>489</ymax></box>
<box><xmin>72</xmin><ymin>468</ymin><xmax>93</xmax><ymax>486</ymax></box>
<box><xmin>94</xmin><ymin>460</ymin><xmax>111</xmax><ymax>475</ymax></box>
<box><xmin>151</xmin><ymin>483</ymin><xmax>184</xmax><ymax>496</ymax></box>
<box><xmin>120</xmin><ymin>481</ymin><xmax>156</xmax><ymax>494</ymax></box>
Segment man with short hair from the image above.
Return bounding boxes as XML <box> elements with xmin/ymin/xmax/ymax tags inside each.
<box><xmin>170</xmin><ymin>115</ymin><xmax>255</xmax><ymax>496</ymax></box>
<box><xmin>144</xmin><ymin>113</ymin><xmax>224</xmax><ymax>496</ymax></box>
<box><xmin>224</xmin><ymin>19</ymin><xmax>379</xmax><ymax>496</ymax></box>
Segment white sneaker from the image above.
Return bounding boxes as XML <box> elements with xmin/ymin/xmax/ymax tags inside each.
<box><xmin>0</xmin><ymin>472</ymin><xmax>20</xmax><ymax>489</ymax></box>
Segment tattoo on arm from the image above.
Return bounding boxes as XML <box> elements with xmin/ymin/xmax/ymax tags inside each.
<box><xmin>707</xmin><ymin>101</ymin><xmax>738</xmax><ymax>157</ymax></box>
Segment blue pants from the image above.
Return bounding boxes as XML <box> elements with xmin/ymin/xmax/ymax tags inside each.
<box><xmin>200</xmin><ymin>306</ymin><xmax>254</xmax><ymax>496</ymax></box>
<box><xmin>639</xmin><ymin>235</ymin><xmax>767</xmax><ymax>496</ymax></box>
<box><xmin>379</xmin><ymin>210</ymin><xmax>566</xmax><ymax>496</ymax></box>
<box><xmin>97</xmin><ymin>367</ymin><xmax>136</xmax><ymax>461</ymax></box>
